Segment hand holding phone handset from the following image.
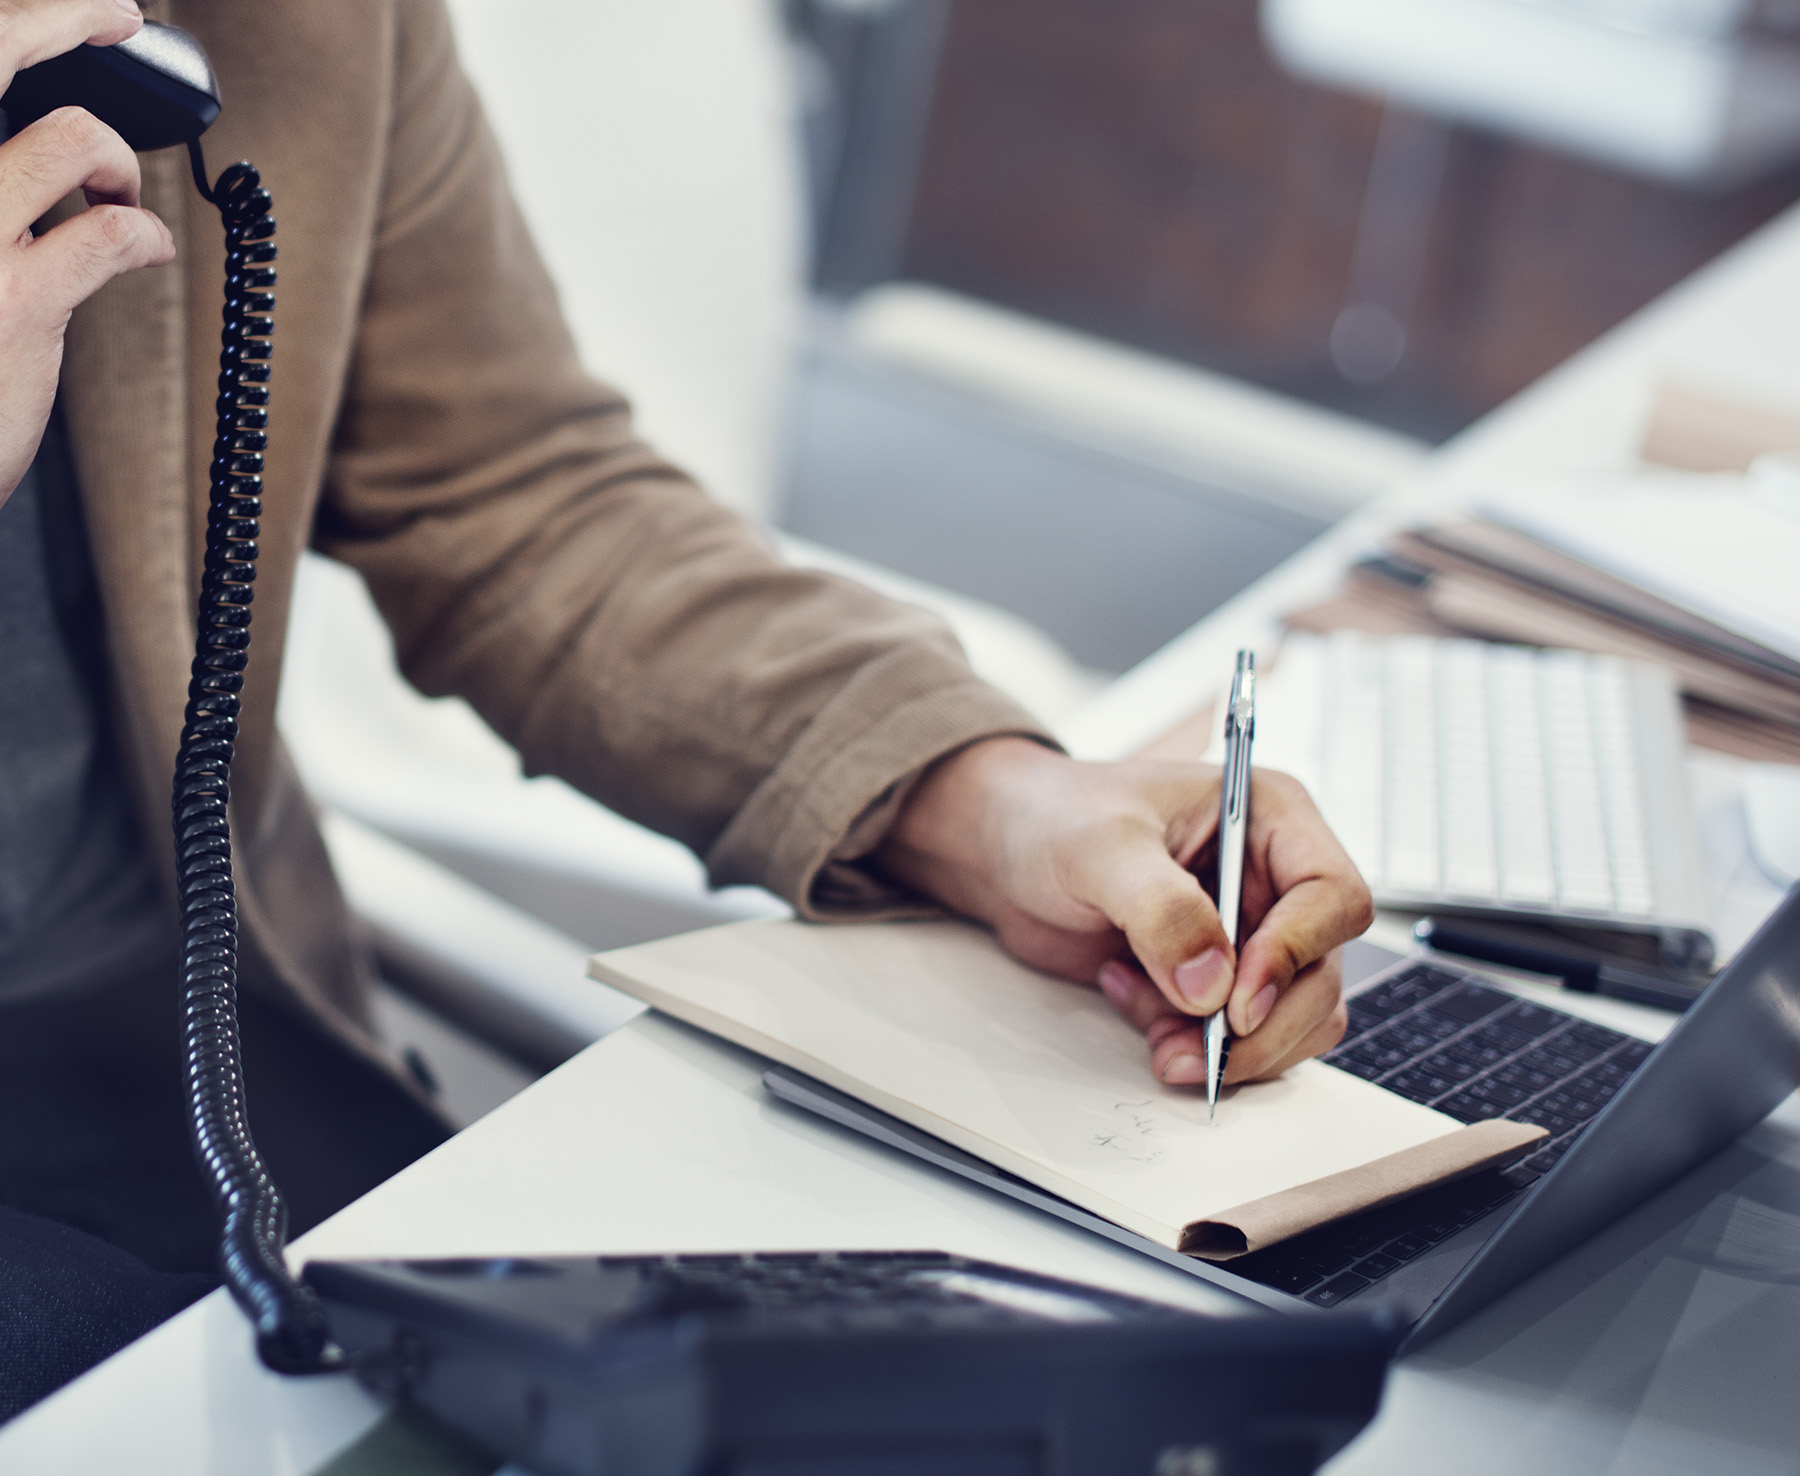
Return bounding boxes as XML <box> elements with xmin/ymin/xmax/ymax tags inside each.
<box><xmin>0</xmin><ymin>2</ymin><xmax>178</xmax><ymax>510</ymax></box>
<box><xmin>3</xmin><ymin>11</ymin><xmax>340</xmax><ymax>1374</ymax></box>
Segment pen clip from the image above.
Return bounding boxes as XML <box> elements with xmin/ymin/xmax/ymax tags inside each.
<box><xmin>1223</xmin><ymin>652</ymin><xmax>1255</xmax><ymax>823</ymax></box>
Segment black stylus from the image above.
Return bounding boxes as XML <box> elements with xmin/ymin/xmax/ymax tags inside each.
<box><xmin>1413</xmin><ymin>917</ymin><xmax>1706</xmax><ymax>1013</ymax></box>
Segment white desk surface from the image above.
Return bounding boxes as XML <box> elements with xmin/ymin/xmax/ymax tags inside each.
<box><xmin>12</xmin><ymin>208</ymin><xmax>1800</xmax><ymax>1476</ymax></box>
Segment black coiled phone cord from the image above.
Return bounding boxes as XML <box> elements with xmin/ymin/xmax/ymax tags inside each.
<box><xmin>174</xmin><ymin>141</ymin><xmax>343</xmax><ymax>1375</ymax></box>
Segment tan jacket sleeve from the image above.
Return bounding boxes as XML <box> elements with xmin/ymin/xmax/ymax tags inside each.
<box><xmin>313</xmin><ymin>0</ymin><xmax>1050</xmax><ymax>916</ymax></box>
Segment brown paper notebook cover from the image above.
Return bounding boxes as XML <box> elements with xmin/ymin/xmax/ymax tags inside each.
<box><xmin>591</xmin><ymin>918</ymin><xmax>1544</xmax><ymax>1261</ymax></box>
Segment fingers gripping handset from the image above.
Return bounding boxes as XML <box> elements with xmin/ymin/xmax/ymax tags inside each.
<box><xmin>3</xmin><ymin>9</ymin><xmax>220</xmax><ymax>148</ymax></box>
<box><xmin>0</xmin><ymin>1</ymin><xmax>190</xmax><ymax>507</ymax></box>
<box><xmin>3</xmin><ymin>7</ymin><xmax>332</xmax><ymax>1373</ymax></box>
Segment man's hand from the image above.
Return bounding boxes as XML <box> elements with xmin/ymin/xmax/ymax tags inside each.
<box><xmin>0</xmin><ymin>0</ymin><xmax>174</xmax><ymax>508</ymax></box>
<box><xmin>875</xmin><ymin>737</ymin><xmax>1375</xmax><ymax>1087</ymax></box>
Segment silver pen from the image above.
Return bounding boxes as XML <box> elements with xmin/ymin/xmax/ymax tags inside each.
<box><xmin>1208</xmin><ymin>649</ymin><xmax>1256</xmax><ymax>1121</ymax></box>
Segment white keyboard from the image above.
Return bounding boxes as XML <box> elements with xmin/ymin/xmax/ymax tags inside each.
<box><xmin>1248</xmin><ymin>633</ymin><xmax>1710</xmax><ymax>951</ymax></box>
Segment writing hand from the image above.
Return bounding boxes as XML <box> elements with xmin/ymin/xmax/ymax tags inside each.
<box><xmin>876</xmin><ymin>737</ymin><xmax>1373</xmax><ymax>1086</ymax></box>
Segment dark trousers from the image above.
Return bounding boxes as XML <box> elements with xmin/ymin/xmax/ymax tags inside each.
<box><xmin>0</xmin><ymin>955</ymin><xmax>452</xmax><ymax>1421</ymax></box>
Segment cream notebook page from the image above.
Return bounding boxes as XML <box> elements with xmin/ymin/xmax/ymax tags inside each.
<box><xmin>591</xmin><ymin>918</ymin><xmax>1466</xmax><ymax>1252</ymax></box>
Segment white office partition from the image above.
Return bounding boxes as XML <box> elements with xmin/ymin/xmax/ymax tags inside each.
<box><xmin>444</xmin><ymin>0</ymin><xmax>806</xmax><ymax>518</ymax></box>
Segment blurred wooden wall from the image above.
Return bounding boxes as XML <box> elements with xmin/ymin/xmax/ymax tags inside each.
<box><xmin>899</xmin><ymin>0</ymin><xmax>1800</xmax><ymax>440</ymax></box>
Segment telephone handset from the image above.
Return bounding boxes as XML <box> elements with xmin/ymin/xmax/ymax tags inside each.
<box><xmin>1</xmin><ymin>20</ymin><xmax>220</xmax><ymax>150</ymax></box>
<box><xmin>4</xmin><ymin>27</ymin><xmax>337</xmax><ymax>1373</ymax></box>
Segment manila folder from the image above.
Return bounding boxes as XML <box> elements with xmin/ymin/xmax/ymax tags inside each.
<box><xmin>589</xmin><ymin>918</ymin><xmax>1541</xmax><ymax>1259</ymax></box>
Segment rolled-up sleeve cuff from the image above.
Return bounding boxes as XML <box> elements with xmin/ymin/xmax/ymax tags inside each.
<box><xmin>705</xmin><ymin>661</ymin><xmax>1057</xmax><ymax>921</ymax></box>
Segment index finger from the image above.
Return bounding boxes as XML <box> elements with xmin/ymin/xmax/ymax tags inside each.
<box><xmin>1230</xmin><ymin>778</ymin><xmax>1374</xmax><ymax>1034</ymax></box>
<box><xmin>0</xmin><ymin>0</ymin><xmax>143</xmax><ymax>92</ymax></box>
<box><xmin>0</xmin><ymin>107</ymin><xmax>145</xmax><ymax>241</ymax></box>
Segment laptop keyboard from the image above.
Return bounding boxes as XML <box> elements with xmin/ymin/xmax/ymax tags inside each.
<box><xmin>1228</xmin><ymin>961</ymin><xmax>1653</xmax><ymax>1308</ymax></box>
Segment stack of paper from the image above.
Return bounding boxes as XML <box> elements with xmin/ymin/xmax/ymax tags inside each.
<box><xmin>1289</xmin><ymin>470</ymin><xmax>1800</xmax><ymax>762</ymax></box>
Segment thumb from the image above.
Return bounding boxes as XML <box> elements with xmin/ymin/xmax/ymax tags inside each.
<box><xmin>1066</xmin><ymin>823</ymin><xmax>1235</xmax><ymax>1017</ymax></box>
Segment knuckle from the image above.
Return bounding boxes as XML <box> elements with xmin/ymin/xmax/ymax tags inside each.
<box><xmin>1259</xmin><ymin>768</ymin><xmax>1306</xmax><ymax>800</ymax></box>
<box><xmin>1135</xmin><ymin>878</ymin><xmax>1204</xmax><ymax>945</ymax></box>
<box><xmin>1254</xmin><ymin>768</ymin><xmax>1315</xmax><ymax>814</ymax></box>
<box><xmin>85</xmin><ymin>203</ymin><xmax>140</xmax><ymax>251</ymax></box>
<box><xmin>45</xmin><ymin>104</ymin><xmax>108</xmax><ymax>154</ymax></box>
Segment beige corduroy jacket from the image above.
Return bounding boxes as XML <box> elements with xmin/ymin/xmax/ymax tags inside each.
<box><xmin>57</xmin><ymin>0</ymin><xmax>1044</xmax><ymax>1079</ymax></box>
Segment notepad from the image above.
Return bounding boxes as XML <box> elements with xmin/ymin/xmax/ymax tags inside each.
<box><xmin>590</xmin><ymin>918</ymin><xmax>1542</xmax><ymax>1259</ymax></box>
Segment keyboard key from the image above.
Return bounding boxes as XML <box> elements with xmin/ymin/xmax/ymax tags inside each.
<box><xmin>1471</xmin><ymin>1019</ymin><xmax>1537</xmax><ymax>1052</ymax></box>
<box><xmin>1493</xmin><ymin>1062</ymin><xmax>1557</xmax><ymax>1094</ymax></box>
<box><xmin>1522</xmin><ymin>1144</ymin><xmax>1570</xmax><ymax>1175</ymax></box>
<box><xmin>1348</xmin><ymin>987</ymin><xmax>1413</xmax><ymax>1022</ymax></box>
<box><xmin>1535</xmin><ymin>1088</ymin><xmax>1595</xmax><ymax>1120</ymax></box>
<box><xmin>1417</xmin><ymin>1049</ymin><xmax>1484</xmax><ymax>1082</ymax></box>
<box><xmin>1564</xmin><ymin>1086</ymin><xmax>1611</xmax><ymax>1116</ymax></box>
<box><xmin>1466</xmin><ymin>1079</ymin><xmax>1531</xmax><ymax>1110</ymax></box>
<box><xmin>1334</xmin><ymin>1221</ymin><xmax>1393</xmax><ymax>1257</ymax></box>
<box><xmin>1433</xmin><ymin>984</ymin><xmax>1514</xmax><ymax>1024</ymax></box>
<box><xmin>1519</xmin><ymin>1046</ymin><xmax>1585</xmax><ymax>1077</ymax></box>
<box><xmin>1546</xmin><ymin>1032</ymin><xmax>1612</xmax><ymax>1065</ymax></box>
<box><xmin>1386</xmin><ymin>1233</ymin><xmax>1433</xmax><ymax>1261</ymax></box>
<box><xmin>1384</xmin><ymin>1024</ymin><xmax>1444</xmax><ymax>1055</ymax></box>
<box><xmin>1383</xmin><ymin>1068</ymin><xmax>1459</xmax><ymax>1104</ymax></box>
<box><xmin>1385</xmin><ymin>969</ymin><xmax>1445</xmax><ymax>1001</ymax></box>
<box><xmin>1356</xmin><ymin>1252</ymin><xmax>1402</xmax><ymax>1278</ymax></box>
<box><xmin>1411</xmin><ymin>1007</ymin><xmax>1475</xmax><ymax>1041</ymax></box>
<box><xmin>1505</xmin><ymin>1003</ymin><xmax>1567</xmax><ymax>1035</ymax></box>
<box><xmin>1242</xmin><ymin>1259</ymin><xmax>1321</xmax><ymax>1296</ymax></box>
<box><xmin>1409</xmin><ymin>1010</ymin><xmax>1464</xmax><ymax>1041</ymax></box>
<box><xmin>1293</xmin><ymin>1244</ymin><xmax>1359</xmax><ymax>1278</ymax></box>
<box><xmin>1435</xmin><ymin>1092</ymin><xmax>1493</xmax><ymax>1123</ymax></box>
<box><xmin>1447</xmin><ymin>1191</ymin><xmax>1512</xmax><ymax>1228</ymax></box>
<box><xmin>1305</xmin><ymin>1272</ymin><xmax>1373</xmax><ymax>1309</ymax></box>
<box><xmin>1565</xmin><ymin>1021</ymin><xmax>1627</xmax><ymax>1052</ymax></box>
<box><xmin>1347</xmin><ymin>1043</ymin><xmax>1414</xmax><ymax>1073</ymax></box>
<box><xmin>1447</xmin><ymin>1040</ymin><xmax>1510</xmax><ymax>1070</ymax></box>
<box><xmin>1329</xmin><ymin>1054</ymin><xmax>1386</xmax><ymax>1082</ymax></box>
<box><xmin>1515</xmin><ymin>1103</ymin><xmax>1579</xmax><ymax>1133</ymax></box>
<box><xmin>1615</xmin><ymin>1040</ymin><xmax>1654</xmax><ymax>1068</ymax></box>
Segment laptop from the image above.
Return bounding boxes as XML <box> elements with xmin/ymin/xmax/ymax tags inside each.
<box><xmin>763</xmin><ymin>882</ymin><xmax>1800</xmax><ymax>1352</ymax></box>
